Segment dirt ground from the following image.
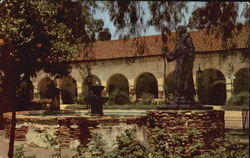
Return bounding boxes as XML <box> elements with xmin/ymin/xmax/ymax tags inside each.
<box><xmin>0</xmin><ymin>130</ymin><xmax>86</xmax><ymax>158</ymax></box>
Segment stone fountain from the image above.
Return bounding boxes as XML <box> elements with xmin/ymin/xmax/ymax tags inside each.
<box><xmin>85</xmin><ymin>85</ymin><xmax>109</xmax><ymax>115</ymax></box>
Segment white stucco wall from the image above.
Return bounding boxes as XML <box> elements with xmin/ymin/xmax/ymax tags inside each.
<box><xmin>32</xmin><ymin>50</ymin><xmax>249</xmax><ymax>102</ymax></box>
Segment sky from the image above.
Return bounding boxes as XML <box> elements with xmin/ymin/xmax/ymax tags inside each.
<box><xmin>93</xmin><ymin>2</ymin><xmax>196</xmax><ymax>39</ymax></box>
<box><xmin>94</xmin><ymin>2</ymin><xmax>248</xmax><ymax>40</ymax></box>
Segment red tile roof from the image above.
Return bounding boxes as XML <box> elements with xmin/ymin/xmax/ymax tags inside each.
<box><xmin>77</xmin><ymin>26</ymin><xmax>249</xmax><ymax>61</ymax></box>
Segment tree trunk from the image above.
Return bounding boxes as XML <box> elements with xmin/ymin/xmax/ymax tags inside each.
<box><xmin>1</xmin><ymin>43</ymin><xmax>19</xmax><ymax>158</ymax></box>
<box><xmin>8</xmin><ymin>111</ymin><xmax>16</xmax><ymax>158</ymax></box>
<box><xmin>162</xmin><ymin>33</ymin><xmax>168</xmax><ymax>101</ymax></box>
<box><xmin>0</xmin><ymin>112</ymin><xmax>4</xmax><ymax>129</ymax></box>
<box><xmin>7</xmin><ymin>73</ymin><xmax>30</xmax><ymax>157</ymax></box>
<box><xmin>6</xmin><ymin>72</ymin><xmax>18</xmax><ymax>158</ymax></box>
<box><xmin>163</xmin><ymin>57</ymin><xmax>167</xmax><ymax>100</ymax></box>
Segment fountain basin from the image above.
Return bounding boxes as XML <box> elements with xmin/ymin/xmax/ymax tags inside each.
<box><xmin>85</xmin><ymin>97</ymin><xmax>109</xmax><ymax>115</ymax></box>
<box><xmin>85</xmin><ymin>85</ymin><xmax>109</xmax><ymax>115</ymax></box>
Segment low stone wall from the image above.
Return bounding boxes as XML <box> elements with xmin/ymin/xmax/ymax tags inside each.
<box><xmin>55</xmin><ymin>116</ymin><xmax>147</xmax><ymax>148</ymax></box>
<box><xmin>147</xmin><ymin>110</ymin><xmax>225</xmax><ymax>151</ymax></box>
<box><xmin>3</xmin><ymin>112</ymin><xmax>147</xmax><ymax>149</ymax></box>
<box><xmin>5</xmin><ymin>124</ymin><xmax>28</xmax><ymax>141</ymax></box>
<box><xmin>3</xmin><ymin>110</ymin><xmax>224</xmax><ymax>152</ymax></box>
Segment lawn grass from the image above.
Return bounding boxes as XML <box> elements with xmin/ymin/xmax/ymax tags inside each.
<box><xmin>64</xmin><ymin>104</ymin><xmax>88</xmax><ymax>109</ymax></box>
<box><xmin>64</xmin><ymin>104</ymin><xmax>249</xmax><ymax>111</ymax></box>
<box><xmin>222</xmin><ymin>105</ymin><xmax>249</xmax><ymax>111</ymax></box>
<box><xmin>104</xmin><ymin>104</ymin><xmax>158</xmax><ymax>110</ymax></box>
<box><xmin>64</xmin><ymin>104</ymin><xmax>158</xmax><ymax>110</ymax></box>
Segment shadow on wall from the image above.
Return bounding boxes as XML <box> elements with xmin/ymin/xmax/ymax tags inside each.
<box><xmin>233</xmin><ymin>68</ymin><xmax>249</xmax><ymax>95</ymax></box>
<box><xmin>107</xmin><ymin>73</ymin><xmax>129</xmax><ymax>97</ymax></box>
<box><xmin>136</xmin><ymin>72</ymin><xmax>158</xmax><ymax>99</ymax></box>
<box><xmin>37</xmin><ymin>77</ymin><xmax>56</xmax><ymax>99</ymax></box>
<box><xmin>60</xmin><ymin>76</ymin><xmax>77</xmax><ymax>104</ymax></box>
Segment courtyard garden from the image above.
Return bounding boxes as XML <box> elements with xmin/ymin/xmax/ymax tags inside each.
<box><xmin>0</xmin><ymin>121</ymin><xmax>248</xmax><ymax>158</ymax></box>
<box><xmin>0</xmin><ymin>1</ymin><xmax>249</xmax><ymax>158</ymax></box>
<box><xmin>7</xmin><ymin>130</ymin><xmax>250</xmax><ymax>158</ymax></box>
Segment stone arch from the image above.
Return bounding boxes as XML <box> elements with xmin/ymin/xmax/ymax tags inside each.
<box><xmin>135</xmin><ymin>72</ymin><xmax>158</xmax><ymax>98</ymax></box>
<box><xmin>37</xmin><ymin>77</ymin><xmax>56</xmax><ymax>99</ymax></box>
<box><xmin>197</xmin><ymin>68</ymin><xmax>226</xmax><ymax>105</ymax></box>
<box><xmin>164</xmin><ymin>71</ymin><xmax>174</xmax><ymax>99</ymax></box>
<box><xmin>107</xmin><ymin>73</ymin><xmax>129</xmax><ymax>96</ymax></box>
<box><xmin>59</xmin><ymin>76</ymin><xmax>77</xmax><ymax>104</ymax></box>
<box><xmin>82</xmin><ymin>75</ymin><xmax>102</xmax><ymax>97</ymax></box>
<box><xmin>233</xmin><ymin>67</ymin><xmax>249</xmax><ymax>94</ymax></box>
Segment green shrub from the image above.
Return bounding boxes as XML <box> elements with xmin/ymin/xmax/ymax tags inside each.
<box><xmin>14</xmin><ymin>145</ymin><xmax>36</xmax><ymax>158</ymax></box>
<box><xmin>149</xmin><ymin>128</ymin><xmax>205</xmax><ymax>158</ymax></box>
<box><xmin>77</xmin><ymin>93</ymin><xmax>86</xmax><ymax>105</ymax></box>
<box><xmin>33</xmin><ymin>92</ymin><xmax>40</xmax><ymax>99</ymax></box>
<box><xmin>41</xmin><ymin>131</ymin><xmax>61</xmax><ymax>158</ymax></box>
<box><xmin>166</xmin><ymin>93</ymin><xmax>174</xmax><ymax>101</ymax></box>
<box><xmin>109</xmin><ymin>89</ymin><xmax>130</xmax><ymax>105</ymax></box>
<box><xmin>226</xmin><ymin>91</ymin><xmax>249</xmax><ymax>106</ymax></box>
<box><xmin>169</xmin><ymin>129</ymin><xmax>205</xmax><ymax>158</ymax></box>
<box><xmin>87</xmin><ymin>133</ymin><xmax>107</xmax><ymax>157</ymax></box>
<box><xmin>141</xmin><ymin>93</ymin><xmax>154</xmax><ymax>105</ymax></box>
<box><xmin>149</xmin><ymin>128</ymin><xmax>249</xmax><ymax>158</ymax></box>
<box><xmin>72</xmin><ymin>144</ymin><xmax>87</xmax><ymax>158</ymax></box>
<box><xmin>16</xmin><ymin>79</ymin><xmax>34</xmax><ymax>110</ymax></box>
<box><xmin>72</xmin><ymin>129</ymin><xmax>147</xmax><ymax>158</ymax></box>
<box><xmin>198</xmin><ymin>137</ymin><xmax>249</xmax><ymax>158</ymax></box>
<box><xmin>72</xmin><ymin>133</ymin><xmax>108</xmax><ymax>158</ymax></box>
<box><xmin>148</xmin><ymin>128</ymin><xmax>169</xmax><ymax>158</ymax></box>
<box><xmin>61</xmin><ymin>90</ymin><xmax>74</xmax><ymax>104</ymax></box>
<box><xmin>30</xmin><ymin>128</ymin><xmax>248</xmax><ymax>158</ymax></box>
<box><xmin>112</xmin><ymin>129</ymin><xmax>148</xmax><ymax>158</ymax></box>
<box><xmin>38</xmin><ymin>77</ymin><xmax>56</xmax><ymax>99</ymax></box>
<box><xmin>60</xmin><ymin>77</ymin><xmax>77</xmax><ymax>104</ymax></box>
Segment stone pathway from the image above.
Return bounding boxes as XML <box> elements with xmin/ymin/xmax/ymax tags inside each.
<box><xmin>225</xmin><ymin>111</ymin><xmax>243</xmax><ymax>129</ymax></box>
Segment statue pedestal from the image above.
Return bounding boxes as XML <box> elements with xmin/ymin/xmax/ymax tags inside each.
<box><xmin>147</xmin><ymin>110</ymin><xmax>225</xmax><ymax>152</ymax></box>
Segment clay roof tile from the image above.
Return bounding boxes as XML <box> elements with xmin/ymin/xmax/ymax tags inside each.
<box><xmin>77</xmin><ymin>26</ymin><xmax>249</xmax><ymax>61</ymax></box>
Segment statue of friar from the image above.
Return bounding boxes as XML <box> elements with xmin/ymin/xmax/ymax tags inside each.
<box><xmin>161</xmin><ymin>25</ymin><xmax>196</xmax><ymax>103</ymax></box>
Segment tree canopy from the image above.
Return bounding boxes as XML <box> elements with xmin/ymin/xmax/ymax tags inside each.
<box><xmin>0</xmin><ymin>0</ymin><xmax>111</xmax><ymax>114</ymax></box>
<box><xmin>106</xmin><ymin>2</ymin><xmax>249</xmax><ymax>38</ymax></box>
<box><xmin>0</xmin><ymin>1</ymin><xmax>248</xmax><ymax>109</ymax></box>
<box><xmin>1</xmin><ymin>1</ymin><xmax>248</xmax><ymax>78</ymax></box>
<box><xmin>105</xmin><ymin>1</ymin><xmax>249</xmax><ymax>59</ymax></box>
<box><xmin>0</xmin><ymin>1</ymin><xmax>111</xmax><ymax>77</ymax></box>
